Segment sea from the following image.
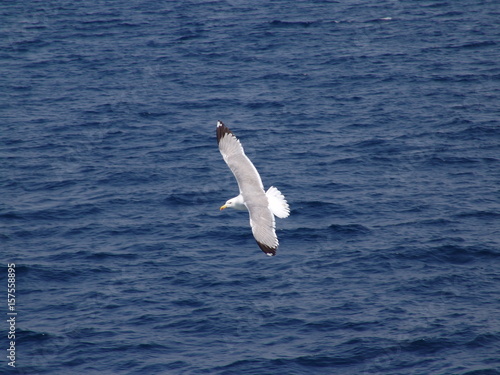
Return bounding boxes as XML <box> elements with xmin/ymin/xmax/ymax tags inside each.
<box><xmin>1</xmin><ymin>1</ymin><xmax>499</xmax><ymax>374</ymax></box>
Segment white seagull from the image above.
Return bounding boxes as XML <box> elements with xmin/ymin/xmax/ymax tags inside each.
<box><xmin>217</xmin><ymin>121</ymin><xmax>290</xmax><ymax>256</ymax></box>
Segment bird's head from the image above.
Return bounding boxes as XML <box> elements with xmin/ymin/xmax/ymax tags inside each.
<box><xmin>220</xmin><ymin>198</ymin><xmax>234</xmax><ymax>210</ymax></box>
<box><xmin>220</xmin><ymin>195</ymin><xmax>246</xmax><ymax>211</ymax></box>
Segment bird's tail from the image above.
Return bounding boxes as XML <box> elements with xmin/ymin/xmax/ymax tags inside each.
<box><xmin>266</xmin><ymin>186</ymin><xmax>290</xmax><ymax>219</ymax></box>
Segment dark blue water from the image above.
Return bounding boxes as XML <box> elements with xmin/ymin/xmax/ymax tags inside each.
<box><xmin>1</xmin><ymin>1</ymin><xmax>499</xmax><ymax>374</ymax></box>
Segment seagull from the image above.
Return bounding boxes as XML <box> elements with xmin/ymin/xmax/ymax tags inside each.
<box><xmin>217</xmin><ymin>121</ymin><xmax>290</xmax><ymax>256</ymax></box>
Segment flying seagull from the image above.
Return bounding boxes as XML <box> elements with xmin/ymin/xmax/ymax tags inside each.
<box><xmin>217</xmin><ymin>121</ymin><xmax>290</xmax><ymax>256</ymax></box>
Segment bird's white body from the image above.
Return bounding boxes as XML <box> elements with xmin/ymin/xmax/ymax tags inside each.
<box><xmin>223</xmin><ymin>186</ymin><xmax>290</xmax><ymax>217</ymax></box>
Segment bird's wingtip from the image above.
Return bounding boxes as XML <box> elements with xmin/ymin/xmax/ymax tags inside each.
<box><xmin>216</xmin><ymin>121</ymin><xmax>233</xmax><ymax>144</ymax></box>
<box><xmin>257</xmin><ymin>241</ymin><xmax>277</xmax><ymax>256</ymax></box>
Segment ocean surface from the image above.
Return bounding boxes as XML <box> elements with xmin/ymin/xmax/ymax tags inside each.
<box><xmin>1</xmin><ymin>1</ymin><xmax>499</xmax><ymax>374</ymax></box>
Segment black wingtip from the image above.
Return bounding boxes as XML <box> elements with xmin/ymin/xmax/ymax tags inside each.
<box><xmin>257</xmin><ymin>241</ymin><xmax>277</xmax><ymax>256</ymax></box>
<box><xmin>216</xmin><ymin>121</ymin><xmax>233</xmax><ymax>145</ymax></box>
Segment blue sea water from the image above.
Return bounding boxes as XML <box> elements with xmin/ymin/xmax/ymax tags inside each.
<box><xmin>1</xmin><ymin>0</ymin><xmax>499</xmax><ymax>374</ymax></box>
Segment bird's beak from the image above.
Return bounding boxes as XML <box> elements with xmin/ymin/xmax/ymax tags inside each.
<box><xmin>220</xmin><ymin>205</ymin><xmax>227</xmax><ymax>210</ymax></box>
